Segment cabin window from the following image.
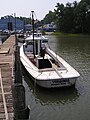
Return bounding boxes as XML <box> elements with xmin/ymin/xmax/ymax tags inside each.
<box><xmin>24</xmin><ymin>44</ymin><xmax>33</xmax><ymax>53</ymax></box>
<box><xmin>38</xmin><ymin>59</ymin><xmax>52</xmax><ymax>69</ymax></box>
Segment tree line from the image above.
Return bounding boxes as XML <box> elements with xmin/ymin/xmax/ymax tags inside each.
<box><xmin>42</xmin><ymin>0</ymin><xmax>90</xmax><ymax>34</ymax></box>
<box><xmin>1</xmin><ymin>0</ymin><xmax>90</xmax><ymax>33</ymax></box>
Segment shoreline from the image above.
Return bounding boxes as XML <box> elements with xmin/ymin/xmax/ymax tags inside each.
<box><xmin>51</xmin><ymin>32</ymin><xmax>90</xmax><ymax>37</ymax></box>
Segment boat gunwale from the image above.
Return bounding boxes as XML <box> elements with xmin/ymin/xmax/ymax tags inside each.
<box><xmin>24</xmin><ymin>50</ymin><xmax>67</xmax><ymax>72</ymax></box>
<box><xmin>20</xmin><ymin>44</ymin><xmax>80</xmax><ymax>78</ymax></box>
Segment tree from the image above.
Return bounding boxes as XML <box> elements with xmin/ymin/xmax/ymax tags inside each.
<box><xmin>42</xmin><ymin>11</ymin><xmax>55</xmax><ymax>24</ymax></box>
<box><xmin>54</xmin><ymin>0</ymin><xmax>90</xmax><ymax>33</ymax></box>
<box><xmin>63</xmin><ymin>2</ymin><xmax>75</xmax><ymax>32</ymax></box>
<box><xmin>54</xmin><ymin>3</ymin><xmax>65</xmax><ymax>31</ymax></box>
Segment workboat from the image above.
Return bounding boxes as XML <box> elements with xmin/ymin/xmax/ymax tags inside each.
<box><xmin>20</xmin><ymin>32</ymin><xmax>80</xmax><ymax>88</ymax></box>
<box><xmin>20</xmin><ymin>11</ymin><xmax>80</xmax><ymax>88</ymax></box>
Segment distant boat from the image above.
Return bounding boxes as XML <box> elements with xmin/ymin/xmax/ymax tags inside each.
<box><xmin>20</xmin><ymin>11</ymin><xmax>80</xmax><ymax>88</ymax></box>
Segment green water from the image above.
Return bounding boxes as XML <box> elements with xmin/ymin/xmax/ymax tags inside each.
<box><xmin>23</xmin><ymin>34</ymin><xmax>90</xmax><ymax>120</ymax></box>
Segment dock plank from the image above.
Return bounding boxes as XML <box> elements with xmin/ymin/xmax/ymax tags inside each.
<box><xmin>0</xmin><ymin>35</ymin><xmax>15</xmax><ymax>120</ymax></box>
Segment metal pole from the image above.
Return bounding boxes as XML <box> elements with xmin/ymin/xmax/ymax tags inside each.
<box><xmin>31</xmin><ymin>11</ymin><xmax>35</xmax><ymax>58</ymax></box>
<box><xmin>9</xmin><ymin>16</ymin><xmax>10</xmax><ymax>34</ymax></box>
<box><xmin>14</xmin><ymin>13</ymin><xmax>18</xmax><ymax>47</ymax></box>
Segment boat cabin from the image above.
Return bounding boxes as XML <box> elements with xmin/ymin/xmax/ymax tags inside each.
<box><xmin>23</xmin><ymin>33</ymin><xmax>66</xmax><ymax>71</ymax></box>
<box><xmin>24</xmin><ymin>33</ymin><xmax>48</xmax><ymax>55</ymax></box>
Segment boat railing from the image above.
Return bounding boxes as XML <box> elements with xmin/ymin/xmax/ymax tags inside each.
<box><xmin>46</xmin><ymin>47</ymin><xmax>67</xmax><ymax>68</ymax></box>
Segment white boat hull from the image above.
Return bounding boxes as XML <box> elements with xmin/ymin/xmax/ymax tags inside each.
<box><xmin>32</xmin><ymin>78</ymin><xmax>77</xmax><ymax>88</ymax></box>
<box><xmin>20</xmin><ymin>44</ymin><xmax>80</xmax><ymax>88</ymax></box>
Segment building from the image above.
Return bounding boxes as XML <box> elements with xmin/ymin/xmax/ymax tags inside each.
<box><xmin>37</xmin><ymin>22</ymin><xmax>56</xmax><ymax>32</ymax></box>
<box><xmin>0</xmin><ymin>16</ymin><xmax>24</xmax><ymax>31</ymax></box>
<box><xmin>43</xmin><ymin>22</ymin><xmax>56</xmax><ymax>32</ymax></box>
<box><xmin>25</xmin><ymin>24</ymin><xmax>32</xmax><ymax>31</ymax></box>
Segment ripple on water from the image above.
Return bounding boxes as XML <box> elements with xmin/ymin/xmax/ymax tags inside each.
<box><xmin>23</xmin><ymin>35</ymin><xmax>90</xmax><ymax>120</ymax></box>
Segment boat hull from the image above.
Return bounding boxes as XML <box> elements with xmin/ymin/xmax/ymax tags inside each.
<box><xmin>20</xmin><ymin>44</ymin><xmax>80</xmax><ymax>88</ymax></box>
<box><xmin>21</xmin><ymin>61</ymin><xmax>77</xmax><ymax>88</ymax></box>
<box><xmin>33</xmin><ymin>77</ymin><xmax>77</xmax><ymax>88</ymax></box>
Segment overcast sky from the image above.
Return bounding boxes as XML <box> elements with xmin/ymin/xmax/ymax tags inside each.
<box><xmin>0</xmin><ymin>0</ymin><xmax>80</xmax><ymax>20</ymax></box>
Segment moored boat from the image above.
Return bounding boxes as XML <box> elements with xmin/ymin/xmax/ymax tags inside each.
<box><xmin>20</xmin><ymin>32</ymin><xmax>80</xmax><ymax>88</ymax></box>
<box><xmin>20</xmin><ymin>11</ymin><xmax>80</xmax><ymax>88</ymax></box>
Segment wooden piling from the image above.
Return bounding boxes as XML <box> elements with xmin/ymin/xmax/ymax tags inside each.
<box><xmin>12</xmin><ymin>35</ymin><xmax>30</xmax><ymax>120</ymax></box>
<box><xmin>12</xmin><ymin>41</ymin><xmax>30</xmax><ymax>120</ymax></box>
<box><xmin>0</xmin><ymin>35</ymin><xmax>30</xmax><ymax>120</ymax></box>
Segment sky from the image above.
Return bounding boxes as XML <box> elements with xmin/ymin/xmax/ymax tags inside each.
<box><xmin>0</xmin><ymin>0</ymin><xmax>80</xmax><ymax>20</ymax></box>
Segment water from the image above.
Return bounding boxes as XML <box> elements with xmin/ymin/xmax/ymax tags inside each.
<box><xmin>0</xmin><ymin>37</ymin><xmax>2</xmax><ymax>45</ymax></box>
<box><xmin>22</xmin><ymin>34</ymin><xmax>90</xmax><ymax>120</ymax></box>
<box><xmin>0</xmin><ymin>35</ymin><xmax>8</xmax><ymax>45</ymax></box>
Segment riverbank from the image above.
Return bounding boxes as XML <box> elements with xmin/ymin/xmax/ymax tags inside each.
<box><xmin>52</xmin><ymin>32</ymin><xmax>90</xmax><ymax>37</ymax></box>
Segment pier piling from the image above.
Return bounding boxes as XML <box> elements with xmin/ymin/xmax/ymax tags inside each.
<box><xmin>12</xmin><ymin>35</ymin><xmax>30</xmax><ymax>120</ymax></box>
<box><xmin>12</xmin><ymin>84</ymin><xmax>30</xmax><ymax>120</ymax></box>
<box><xmin>0</xmin><ymin>35</ymin><xmax>30</xmax><ymax>120</ymax></box>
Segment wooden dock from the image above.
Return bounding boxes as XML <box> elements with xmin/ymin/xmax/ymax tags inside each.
<box><xmin>0</xmin><ymin>35</ymin><xmax>15</xmax><ymax>120</ymax></box>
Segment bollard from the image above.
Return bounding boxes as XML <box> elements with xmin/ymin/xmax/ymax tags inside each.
<box><xmin>14</xmin><ymin>46</ymin><xmax>22</xmax><ymax>83</ymax></box>
<box><xmin>12</xmin><ymin>36</ymin><xmax>30</xmax><ymax>120</ymax></box>
<box><xmin>12</xmin><ymin>83</ymin><xmax>30</xmax><ymax>120</ymax></box>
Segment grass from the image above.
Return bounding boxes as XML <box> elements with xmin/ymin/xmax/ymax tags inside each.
<box><xmin>51</xmin><ymin>31</ymin><xmax>90</xmax><ymax>37</ymax></box>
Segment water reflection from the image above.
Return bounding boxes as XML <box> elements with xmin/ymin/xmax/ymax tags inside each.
<box><xmin>48</xmin><ymin>35</ymin><xmax>90</xmax><ymax>60</ymax></box>
<box><xmin>22</xmin><ymin>34</ymin><xmax>90</xmax><ymax>120</ymax></box>
<box><xmin>23</xmin><ymin>68</ymin><xmax>79</xmax><ymax>106</ymax></box>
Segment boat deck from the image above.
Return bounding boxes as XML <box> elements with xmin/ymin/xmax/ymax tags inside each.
<box><xmin>25</xmin><ymin>52</ymin><xmax>67</xmax><ymax>72</ymax></box>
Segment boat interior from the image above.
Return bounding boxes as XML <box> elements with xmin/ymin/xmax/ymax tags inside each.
<box><xmin>24</xmin><ymin>48</ymin><xmax>66</xmax><ymax>72</ymax></box>
<box><xmin>23</xmin><ymin>38</ymin><xmax>67</xmax><ymax>72</ymax></box>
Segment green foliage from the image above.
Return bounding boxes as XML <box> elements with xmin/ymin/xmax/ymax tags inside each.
<box><xmin>42</xmin><ymin>0</ymin><xmax>90</xmax><ymax>34</ymax></box>
<box><xmin>1</xmin><ymin>0</ymin><xmax>90</xmax><ymax>34</ymax></box>
<box><xmin>16</xmin><ymin>16</ymin><xmax>32</xmax><ymax>24</ymax></box>
<box><xmin>42</xmin><ymin>11</ymin><xmax>55</xmax><ymax>24</ymax></box>
<box><xmin>1</xmin><ymin>15</ymin><xmax>32</xmax><ymax>25</ymax></box>
<box><xmin>41</xmin><ymin>30</ymin><xmax>45</xmax><ymax>35</ymax></box>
